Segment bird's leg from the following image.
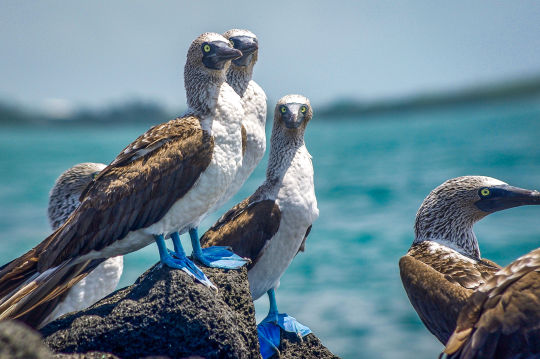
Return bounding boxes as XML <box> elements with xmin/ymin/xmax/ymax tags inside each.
<box><xmin>189</xmin><ymin>227</ymin><xmax>249</xmax><ymax>269</ymax></box>
<box><xmin>154</xmin><ymin>234</ymin><xmax>216</xmax><ymax>290</ymax></box>
<box><xmin>170</xmin><ymin>232</ymin><xmax>186</xmax><ymax>257</ymax></box>
<box><xmin>257</xmin><ymin>288</ymin><xmax>312</xmax><ymax>357</ymax></box>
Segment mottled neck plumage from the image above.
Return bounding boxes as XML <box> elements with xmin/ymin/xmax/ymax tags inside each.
<box><xmin>184</xmin><ymin>66</ymin><xmax>225</xmax><ymax>116</ymax></box>
<box><xmin>227</xmin><ymin>65</ymin><xmax>253</xmax><ymax>97</ymax></box>
<box><xmin>265</xmin><ymin>121</ymin><xmax>305</xmax><ymax>183</ymax></box>
<box><xmin>414</xmin><ymin>201</ymin><xmax>483</xmax><ymax>258</ymax></box>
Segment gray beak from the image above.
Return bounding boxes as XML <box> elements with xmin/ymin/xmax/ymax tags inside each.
<box><xmin>475</xmin><ymin>185</ymin><xmax>540</xmax><ymax>213</ymax></box>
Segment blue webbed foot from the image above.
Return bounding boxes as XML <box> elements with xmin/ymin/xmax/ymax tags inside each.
<box><xmin>154</xmin><ymin>234</ymin><xmax>216</xmax><ymax>291</ymax></box>
<box><xmin>257</xmin><ymin>321</ymin><xmax>281</xmax><ymax>359</ymax></box>
<box><xmin>190</xmin><ymin>228</ymin><xmax>249</xmax><ymax>269</ymax></box>
<box><xmin>256</xmin><ymin>289</ymin><xmax>311</xmax><ymax>358</ymax></box>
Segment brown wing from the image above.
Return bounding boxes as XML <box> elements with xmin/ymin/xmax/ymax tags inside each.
<box><xmin>400</xmin><ymin>242</ymin><xmax>500</xmax><ymax>344</ymax></box>
<box><xmin>200</xmin><ymin>198</ymin><xmax>281</xmax><ymax>270</ymax></box>
<box><xmin>399</xmin><ymin>255</ymin><xmax>474</xmax><ymax>344</ymax></box>
<box><xmin>444</xmin><ymin>248</ymin><xmax>540</xmax><ymax>359</ymax></box>
<box><xmin>0</xmin><ymin>116</ymin><xmax>213</xmax><ymax>293</ymax></box>
<box><xmin>408</xmin><ymin>242</ymin><xmax>500</xmax><ymax>291</ymax></box>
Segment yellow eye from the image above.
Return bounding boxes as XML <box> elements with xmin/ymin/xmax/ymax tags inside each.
<box><xmin>280</xmin><ymin>106</ymin><xmax>287</xmax><ymax>113</ymax></box>
<box><xmin>480</xmin><ymin>188</ymin><xmax>490</xmax><ymax>197</ymax></box>
<box><xmin>301</xmin><ymin>106</ymin><xmax>307</xmax><ymax>113</ymax></box>
<box><xmin>203</xmin><ymin>44</ymin><xmax>211</xmax><ymax>53</ymax></box>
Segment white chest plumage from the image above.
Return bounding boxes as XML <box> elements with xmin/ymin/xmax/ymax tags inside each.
<box><xmin>85</xmin><ymin>84</ymin><xmax>244</xmax><ymax>261</ymax></box>
<box><xmin>248</xmin><ymin>146</ymin><xmax>319</xmax><ymax>300</ymax></box>
<box><xmin>210</xmin><ymin>80</ymin><xmax>267</xmax><ymax>214</ymax></box>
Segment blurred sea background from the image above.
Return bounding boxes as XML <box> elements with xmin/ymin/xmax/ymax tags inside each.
<box><xmin>2</xmin><ymin>2</ymin><xmax>540</xmax><ymax>359</ymax></box>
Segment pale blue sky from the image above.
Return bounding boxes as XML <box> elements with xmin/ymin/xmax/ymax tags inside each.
<box><xmin>2</xmin><ymin>1</ymin><xmax>540</xmax><ymax>113</ymax></box>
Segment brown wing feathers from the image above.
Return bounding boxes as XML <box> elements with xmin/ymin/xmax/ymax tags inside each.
<box><xmin>400</xmin><ymin>242</ymin><xmax>500</xmax><ymax>344</ymax></box>
<box><xmin>201</xmin><ymin>198</ymin><xmax>281</xmax><ymax>269</ymax></box>
<box><xmin>0</xmin><ymin>116</ymin><xmax>213</xmax><ymax>324</ymax></box>
<box><xmin>444</xmin><ymin>248</ymin><xmax>540</xmax><ymax>359</ymax></box>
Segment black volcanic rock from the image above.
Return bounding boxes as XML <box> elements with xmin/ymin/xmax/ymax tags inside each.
<box><xmin>273</xmin><ymin>330</ymin><xmax>340</xmax><ymax>359</ymax></box>
<box><xmin>0</xmin><ymin>320</ymin><xmax>53</xmax><ymax>359</ymax></box>
<box><xmin>40</xmin><ymin>262</ymin><xmax>339</xmax><ymax>359</ymax></box>
<box><xmin>41</xmin><ymin>263</ymin><xmax>260</xmax><ymax>359</ymax></box>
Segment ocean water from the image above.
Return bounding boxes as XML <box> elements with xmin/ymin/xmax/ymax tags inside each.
<box><xmin>1</xmin><ymin>97</ymin><xmax>540</xmax><ymax>358</ymax></box>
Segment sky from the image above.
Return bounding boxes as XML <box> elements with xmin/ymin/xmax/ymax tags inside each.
<box><xmin>2</xmin><ymin>1</ymin><xmax>540</xmax><ymax>114</ymax></box>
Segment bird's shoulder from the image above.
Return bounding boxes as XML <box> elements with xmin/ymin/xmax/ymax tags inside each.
<box><xmin>201</xmin><ymin>196</ymin><xmax>281</xmax><ymax>268</ymax></box>
<box><xmin>407</xmin><ymin>241</ymin><xmax>499</xmax><ymax>290</ymax></box>
<box><xmin>444</xmin><ymin>248</ymin><xmax>540</xmax><ymax>358</ymax></box>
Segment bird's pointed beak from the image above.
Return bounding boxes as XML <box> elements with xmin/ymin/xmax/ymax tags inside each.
<box><xmin>230</xmin><ymin>36</ymin><xmax>258</xmax><ymax>66</ymax></box>
<box><xmin>281</xmin><ymin>103</ymin><xmax>306</xmax><ymax>129</ymax></box>
<box><xmin>475</xmin><ymin>185</ymin><xmax>540</xmax><ymax>213</ymax></box>
<box><xmin>202</xmin><ymin>41</ymin><xmax>243</xmax><ymax>70</ymax></box>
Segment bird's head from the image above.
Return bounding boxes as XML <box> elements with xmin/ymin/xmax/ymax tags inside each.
<box><xmin>415</xmin><ymin>176</ymin><xmax>540</xmax><ymax>256</ymax></box>
<box><xmin>223</xmin><ymin>29</ymin><xmax>259</xmax><ymax>68</ymax></box>
<box><xmin>274</xmin><ymin>94</ymin><xmax>313</xmax><ymax>131</ymax></box>
<box><xmin>185</xmin><ymin>32</ymin><xmax>242</xmax><ymax>74</ymax></box>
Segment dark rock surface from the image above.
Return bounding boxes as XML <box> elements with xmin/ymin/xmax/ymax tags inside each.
<box><xmin>273</xmin><ymin>331</ymin><xmax>340</xmax><ymax>359</ymax></box>
<box><xmin>0</xmin><ymin>320</ymin><xmax>53</xmax><ymax>359</ymax></box>
<box><xmin>42</xmin><ymin>263</ymin><xmax>259</xmax><ymax>359</ymax></box>
<box><xmin>40</xmin><ymin>262</ymin><xmax>339</xmax><ymax>359</ymax></box>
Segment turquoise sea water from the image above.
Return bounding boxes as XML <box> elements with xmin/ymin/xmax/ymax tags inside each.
<box><xmin>1</xmin><ymin>97</ymin><xmax>540</xmax><ymax>358</ymax></box>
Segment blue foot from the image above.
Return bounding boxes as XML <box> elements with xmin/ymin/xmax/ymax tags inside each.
<box><xmin>189</xmin><ymin>228</ymin><xmax>249</xmax><ymax>269</ymax></box>
<box><xmin>257</xmin><ymin>321</ymin><xmax>281</xmax><ymax>359</ymax></box>
<box><xmin>257</xmin><ymin>289</ymin><xmax>311</xmax><ymax>358</ymax></box>
<box><xmin>154</xmin><ymin>234</ymin><xmax>216</xmax><ymax>291</ymax></box>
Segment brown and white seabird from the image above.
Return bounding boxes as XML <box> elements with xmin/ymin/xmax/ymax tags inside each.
<box><xmin>0</xmin><ymin>32</ymin><xmax>245</xmax><ymax>327</ymax></box>
<box><xmin>37</xmin><ymin>162</ymin><xmax>123</xmax><ymax>328</ymax></box>
<box><xmin>400</xmin><ymin>176</ymin><xmax>540</xmax><ymax>344</ymax></box>
<box><xmin>201</xmin><ymin>94</ymin><xmax>318</xmax><ymax>358</ymax></box>
<box><xmin>442</xmin><ymin>247</ymin><xmax>540</xmax><ymax>359</ymax></box>
<box><xmin>169</xmin><ymin>29</ymin><xmax>265</xmax><ymax>269</ymax></box>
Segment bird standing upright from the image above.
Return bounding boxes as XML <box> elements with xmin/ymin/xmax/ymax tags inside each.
<box><xmin>201</xmin><ymin>94</ymin><xmax>318</xmax><ymax>358</ymax></box>
<box><xmin>400</xmin><ymin>176</ymin><xmax>540</xmax><ymax>344</ymax></box>
<box><xmin>170</xmin><ymin>29</ymin><xmax>265</xmax><ymax>269</ymax></box>
<box><xmin>0</xmin><ymin>32</ymin><xmax>245</xmax><ymax>327</ymax></box>
<box><xmin>38</xmin><ymin>162</ymin><xmax>123</xmax><ymax>328</ymax></box>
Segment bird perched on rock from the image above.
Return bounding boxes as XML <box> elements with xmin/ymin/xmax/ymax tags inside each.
<box><xmin>38</xmin><ymin>162</ymin><xmax>123</xmax><ymax>328</ymax></box>
<box><xmin>400</xmin><ymin>176</ymin><xmax>540</xmax><ymax>344</ymax></box>
<box><xmin>169</xmin><ymin>29</ymin><xmax>265</xmax><ymax>270</ymax></box>
<box><xmin>201</xmin><ymin>94</ymin><xmax>318</xmax><ymax>358</ymax></box>
<box><xmin>443</xmin><ymin>247</ymin><xmax>540</xmax><ymax>359</ymax></box>
<box><xmin>0</xmin><ymin>32</ymin><xmax>245</xmax><ymax>327</ymax></box>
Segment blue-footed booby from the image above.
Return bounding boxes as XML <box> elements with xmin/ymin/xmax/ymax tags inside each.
<box><xmin>169</xmin><ymin>29</ymin><xmax>265</xmax><ymax>270</ymax></box>
<box><xmin>39</xmin><ymin>162</ymin><xmax>123</xmax><ymax>328</ymax></box>
<box><xmin>400</xmin><ymin>176</ymin><xmax>540</xmax><ymax>344</ymax></box>
<box><xmin>443</xmin><ymin>247</ymin><xmax>540</xmax><ymax>359</ymax></box>
<box><xmin>201</xmin><ymin>95</ymin><xmax>318</xmax><ymax>358</ymax></box>
<box><xmin>0</xmin><ymin>32</ymin><xmax>245</xmax><ymax>327</ymax></box>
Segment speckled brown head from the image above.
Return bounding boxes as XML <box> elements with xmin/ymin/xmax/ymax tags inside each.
<box><xmin>48</xmin><ymin>162</ymin><xmax>106</xmax><ymax>230</ymax></box>
<box><xmin>415</xmin><ymin>176</ymin><xmax>540</xmax><ymax>257</ymax></box>
<box><xmin>274</xmin><ymin>94</ymin><xmax>313</xmax><ymax>132</ymax></box>
<box><xmin>184</xmin><ymin>32</ymin><xmax>242</xmax><ymax>112</ymax></box>
<box><xmin>223</xmin><ymin>29</ymin><xmax>259</xmax><ymax>96</ymax></box>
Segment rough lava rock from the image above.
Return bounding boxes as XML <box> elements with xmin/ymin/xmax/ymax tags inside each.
<box><xmin>0</xmin><ymin>320</ymin><xmax>53</xmax><ymax>359</ymax></box>
<box><xmin>40</xmin><ymin>262</ymin><xmax>339</xmax><ymax>359</ymax></box>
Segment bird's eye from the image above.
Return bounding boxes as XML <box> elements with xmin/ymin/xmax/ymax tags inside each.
<box><xmin>203</xmin><ymin>44</ymin><xmax>211</xmax><ymax>53</ymax></box>
<box><xmin>280</xmin><ymin>106</ymin><xmax>287</xmax><ymax>113</ymax></box>
<box><xmin>300</xmin><ymin>106</ymin><xmax>307</xmax><ymax>113</ymax></box>
<box><xmin>480</xmin><ymin>188</ymin><xmax>491</xmax><ymax>197</ymax></box>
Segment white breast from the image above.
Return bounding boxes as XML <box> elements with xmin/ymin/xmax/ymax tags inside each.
<box><xmin>81</xmin><ymin>83</ymin><xmax>244</xmax><ymax>262</ymax></box>
<box><xmin>248</xmin><ymin>146</ymin><xmax>318</xmax><ymax>300</ymax></box>
<box><xmin>40</xmin><ymin>256</ymin><xmax>123</xmax><ymax>327</ymax></box>
<box><xmin>209</xmin><ymin>80</ymin><xmax>267</xmax><ymax>214</ymax></box>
